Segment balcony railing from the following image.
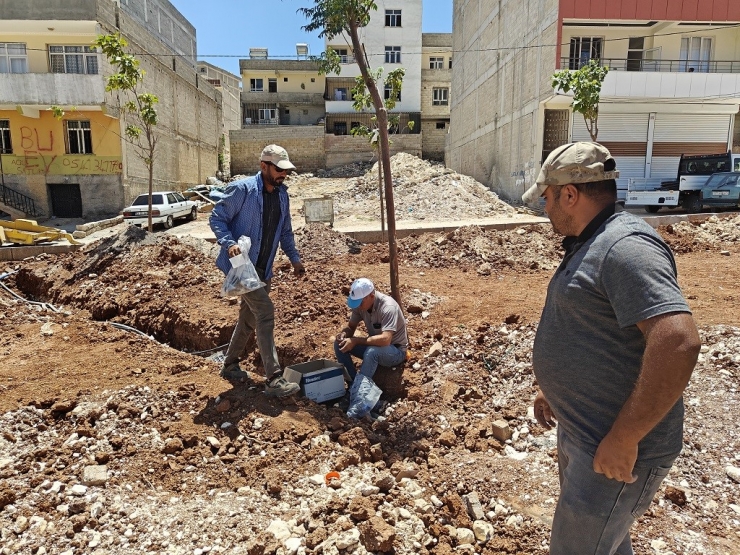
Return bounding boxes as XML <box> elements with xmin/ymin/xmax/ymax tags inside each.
<box><xmin>0</xmin><ymin>73</ymin><xmax>105</xmax><ymax>105</ymax></box>
<box><xmin>561</xmin><ymin>57</ymin><xmax>740</xmax><ymax>74</ymax></box>
<box><xmin>339</xmin><ymin>55</ymin><xmax>356</xmax><ymax>64</ymax></box>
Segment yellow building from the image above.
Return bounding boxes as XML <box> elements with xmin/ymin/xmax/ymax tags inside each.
<box><xmin>0</xmin><ymin>0</ymin><xmax>221</xmax><ymax>220</ymax></box>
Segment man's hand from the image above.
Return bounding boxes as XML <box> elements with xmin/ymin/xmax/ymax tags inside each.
<box><xmin>534</xmin><ymin>390</ymin><xmax>556</xmax><ymax>429</ymax></box>
<box><xmin>228</xmin><ymin>244</ymin><xmax>241</xmax><ymax>258</ymax></box>
<box><xmin>338</xmin><ymin>337</ymin><xmax>356</xmax><ymax>353</ymax></box>
<box><xmin>593</xmin><ymin>431</ymin><xmax>638</xmax><ymax>483</ymax></box>
<box><xmin>292</xmin><ymin>261</ymin><xmax>306</xmax><ymax>275</ymax></box>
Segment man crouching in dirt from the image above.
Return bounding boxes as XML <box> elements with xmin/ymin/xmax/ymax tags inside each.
<box><xmin>209</xmin><ymin>144</ymin><xmax>305</xmax><ymax>398</ymax></box>
<box><xmin>334</xmin><ymin>278</ymin><xmax>408</xmax><ymax>418</ymax></box>
<box><xmin>524</xmin><ymin>142</ymin><xmax>700</xmax><ymax>555</ymax></box>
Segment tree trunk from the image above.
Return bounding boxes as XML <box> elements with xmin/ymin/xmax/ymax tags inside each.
<box><xmin>147</xmin><ymin>141</ymin><xmax>154</xmax><ymax>233</ymax></box>
<box><xmin>348</xmin><ymin>20</ymin><xmax>401</xmax><ymax>306</ymax></box>
<box><xmin>378</xmin><ymin>153</ymin><xmax>386</xmax><ymax>242</ymax></box>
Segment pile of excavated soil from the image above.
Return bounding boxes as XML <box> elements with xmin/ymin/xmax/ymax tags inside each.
<box><xmin>287</xmin><ymin>153</ymin><xmax>518</xmax><ymax>227</ymax></box>
<box><xmin>3</xmin><ymin>220</ymin><xmax>740</xmax><ymax>555</ymax></box>
<box><xmin>658</xmin><ymin>214</ymin><xmax>740</xmax><ymax>254</ymax></box>
<box><xmin>398</xmin><ymin>225</ymin><xmax>562</xmax><ymax>274</ymax></box>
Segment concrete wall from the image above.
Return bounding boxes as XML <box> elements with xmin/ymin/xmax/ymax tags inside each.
<box><xmin>101</xmin><ymin>10</ymin><xmax>222</xmax><ymax>203</ymax></box>
<box><xmin>421</xmin><ymin>120</ymin><xmax>448</xmax><ymax>160</ymax></box>
<box><xmin>325</xmin><ymin>134</ymin><xmax>422</xmax><ymax>168</ymax></box>
<box><xmin>448</xmin><ymin>0</ymin><xmax>559</xmax><ymax>201</ymax></box>
<box><xmin>229</xmin><ymin>126</ymin><xmax>423</xmax><ymax>173</ymax></box>
<box><xmin>0</xmin><ymin>0</ymin><xmax>96</xmax><ymax>20</ymax></box>
<box><xmin>118</xmin><ymin>0</ymin><xmax>197</xmax><ymax>67</ymax></box>
<box><xmin>230</xmin><ymin>126</ymin><xmax>325</xmax><ymax>175</ymax></box>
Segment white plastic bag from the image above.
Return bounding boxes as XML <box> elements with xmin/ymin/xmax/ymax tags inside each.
<box><xmin>220</xmin><ymin>236</ymin><xmax>266</xmax><ymax>297</ymax></box>
<box><xmin>346</xmin><ymin>374</ymin><xmax>382</xmax><ymax>419</ymax></box>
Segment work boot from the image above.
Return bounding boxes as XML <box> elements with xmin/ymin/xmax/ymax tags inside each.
<box><xmin>264</xmin><ymin>373</ymin><xmax>300</xmax><ymax>398</ymax></box>
<box><xmin>219</xmin><ymin>363</ymin><xmax>248</xmax><ymax>381</ymax></box>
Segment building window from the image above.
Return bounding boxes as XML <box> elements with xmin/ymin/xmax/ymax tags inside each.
<box><xmin>268</xmin><ymin>78</ymin><xmax>277</xmax><ymax>93</ymax></box>
<box><xmin>65</xmin><ymin>120</ymin><xmax>93</xmax><ymax>154</ymax></box>
<box><xmin>283</xmin><ymin>77</ymin><xmax>288</xmax><ymax>82</ymax></box>
<box><xmin>680</xmin><ymin>37</ymin><xmax>712</xmax><ymax>73</ymax></box>
<box><xmin>334</xmin><ymin>122</ymin><xmax>348</xmax><ymax>135</ymax></box>
<box><xmin>50</xmin><ymin>45</ymin><xmax>98</xmax><ymax>74</ymax></box>
<box><xmin>250</xmin><ymin>78</ymin><xmax>263</xmax><ymax>92</ymax></box>
<box><xmin>568</xmin><ymin>37</ymin><xmax>602</xmax><ymax>69</ymax></box>
<box><xmin>429</xmin><ymin>57</ymin><xmax>444</xmax><ymax>69</ymax></box>
<box><xmin>432</xmin><ymin>88</ymin><xmax>449</xmax><ymax>106</ymax></box>
<box><xmin>333</xmin><ymin>87</ymin><xmax>349</xmax><ymax>101</ymax></box>
<box><xmin>311</xmin><ymin>77</ymin><xmax>316</xmax><ymax>82</ymax></box>
<box><xmin>436</xmin><ymin>122</ymin><xmax>446</xmax><ymax>130</ymax></box>
<box><xmin>206</xmin><ymin>78</ymin><xmax>221</xmax><ymax>87</ymax></box>
<box><xmin>0</xmin><ymin>43</ymin><xmax>28</xmax><ymax>73</ymax></box>
<box><xmin>385</xmin><ymin>46</ymin><xmax>401</xmax><ymax>64</ymax></box>
<box><xmin>449</xmin><ymin>57</ymin><xmax>452</xmax><ymax>69</ymax></box>
<box><xmin>385</xmin><ymin>9</ymin><xmax>402</xmax><ymax>27</ymax></box>
<box><xmin>384</xmin><ymin>84</ymin><xmax>401</xmax><ymax>102</ymax></box>
<box><xmin>0</xmin><ymin>120</ymin><xmax>12</xmax><ymax>154</ymax></box>
<box><xmin>259</xmin><ymin>108</ymin><xmax>277</xmax><ymax>122</ymax></box>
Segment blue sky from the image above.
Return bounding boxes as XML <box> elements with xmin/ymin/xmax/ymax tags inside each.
<box><xmin>173</xmin><ymin>0</ymin><xmax>453</xmax><ymax>77</ymax></box>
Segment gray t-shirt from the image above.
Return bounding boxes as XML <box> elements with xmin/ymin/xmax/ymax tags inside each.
<box><xmin>350</xmin><ymin>292</ymin><xmax>408</xmax><ymax>350</ymax></box>
<box><xmin>533</xmin><ymin>211</ymin><xmax>691</xmax><ymax>467</ymax></box>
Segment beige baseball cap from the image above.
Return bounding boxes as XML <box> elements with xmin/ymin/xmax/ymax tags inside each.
<box><xmin>522</xmin><ymin>142</ymin><xmax>619</xmax><ymax>204</ymax></box>
<box><xmin>260</xmin><ymin>144</ymin><xmax>296</xmax><ymax>171</ymax></box>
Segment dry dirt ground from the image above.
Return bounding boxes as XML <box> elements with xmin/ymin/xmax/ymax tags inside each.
<box><xmin>2</xmin><ymin>192</ymin><xmax>740</xmax><ymax>553</ymax></box>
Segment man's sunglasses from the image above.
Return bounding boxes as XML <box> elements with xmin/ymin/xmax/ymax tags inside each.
<box><xmin>266</xmin><ymin>162</ymin><xmax>289</xmax><ymax>173</ymax></box>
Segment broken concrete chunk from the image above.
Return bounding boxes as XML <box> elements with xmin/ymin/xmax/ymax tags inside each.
<box><xmin>491</xmin><ymin>419</ymin><xmax>512</xmax><ymax>442</ymax></box>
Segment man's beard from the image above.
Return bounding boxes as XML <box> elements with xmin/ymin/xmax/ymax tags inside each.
<box><xmin>264</xmin><ymin>173</ymin><xmax>285</xmax><ymax>188</ymax></box>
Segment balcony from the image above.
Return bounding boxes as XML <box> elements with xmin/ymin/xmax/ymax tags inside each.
<box><xmin>561</xmin><ymin>58</ymin><xmax>740</xmax><ymax>74</ymax></box>
<box><xmin>0</xmin><ymin>73</ymin><xmax>106</xmax><ymax>107</ymax></box>
<box><xmin>240</xmin><ymin>91</ymin><xmax>325</xmax><ymax>105</ymax></box>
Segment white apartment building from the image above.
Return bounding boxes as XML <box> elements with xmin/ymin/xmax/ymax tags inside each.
<box><xmin>325</xmin><ymin>0</ymin><xmax>423</xmax><ymax>135</ymax></box>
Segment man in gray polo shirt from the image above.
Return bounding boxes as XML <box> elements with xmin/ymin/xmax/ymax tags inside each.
<box><xmin>522</xmin><ymin>142</ymin><xmax>701</xmax><ymax>555</ymax></box>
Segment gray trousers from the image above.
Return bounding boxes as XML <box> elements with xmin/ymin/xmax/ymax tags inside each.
<box><xmin>223</xmin><ymin>280</ymin><xmax>280</xmax><ymax>379</ymax></box>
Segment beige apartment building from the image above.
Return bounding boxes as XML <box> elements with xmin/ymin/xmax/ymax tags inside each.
<box><xmin>421</xmin><ymin>33</ymin><xmax>452</xmax><ymax>160</ymax></box>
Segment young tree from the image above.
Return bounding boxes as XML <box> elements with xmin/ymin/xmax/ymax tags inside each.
<box><xmin>551</xmin><ymin>59</ymin><xmax>609</xmax><ymax>142</ymax></box>
<box><xmin>349</xmin><ymin>69</ymin><xmax>408</xmax><ymax>243</ymax></box>
<box><xmin>95</xmin><ymin>33</ymin><xmax>159</xmax><ymax>232</ymax></box>
<box><xmin>300</xmin><ymin>0</ymin><xmax>403</xmax><ymax>305</ymax></box>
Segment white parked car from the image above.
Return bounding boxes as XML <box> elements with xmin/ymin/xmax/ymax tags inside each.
<box><xmin>122</xmin><ymin>191</ymin><xmax>198</xmax><ymax>229</ymax></box>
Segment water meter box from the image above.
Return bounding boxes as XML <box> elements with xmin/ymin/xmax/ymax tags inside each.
<box><xmin>284</xmin><ymin>359</ymin><xmax>346</xmax><ymax>403</ymax></box>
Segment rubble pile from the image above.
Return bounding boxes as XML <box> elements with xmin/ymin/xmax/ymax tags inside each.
<box><xmin>325</xmin><ymin>153</ymin><xmax>516</xmax><ymax>223</ymax></box>
<box><xmin>293</xmin><ymin>223</ymin><xmax>363</xmax><ymax>262</ymax></box>
<box><xmin>399</xmin><ymin>225</ymin><xmax>562</xmax><ymax>273</ymax></box>
<box><xmin>659</xmin><ymin>215</ymin><xmax>740</xmax><ymax>254</ymax></box>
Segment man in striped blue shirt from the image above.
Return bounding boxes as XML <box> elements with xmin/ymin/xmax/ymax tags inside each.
<box><xmin>210</xmin><ymin>145</ymin><xmax>305</xmax><ymax>397</ymax></box>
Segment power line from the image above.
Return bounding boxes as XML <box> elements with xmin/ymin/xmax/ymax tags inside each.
<box><xmin>15</xmin><ymin>22</ymin><xmax>740</xmax><ymax>62</ymax></box>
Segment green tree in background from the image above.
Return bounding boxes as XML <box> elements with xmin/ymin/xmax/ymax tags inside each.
<box><xmin>552</xmin><ymin>60</ymin><xmax>609</xmax><ymax>142</ymax></box>
<box><xmin>95</xmin><ymin>33</ymin><xmax>159</xmax><ymax>232</ymax></box>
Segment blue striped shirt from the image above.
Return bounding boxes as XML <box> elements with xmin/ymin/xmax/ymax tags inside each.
<box><xmin>209</xmin><ymin>172</ymin><xmax>301</xmax><ymax>279</ymax></box>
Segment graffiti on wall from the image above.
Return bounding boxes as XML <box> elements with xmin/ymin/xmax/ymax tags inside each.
<box><xmin>0</xmin><ymin>124</ymin><xmax>122</xmax><ymax>176</ymax></box>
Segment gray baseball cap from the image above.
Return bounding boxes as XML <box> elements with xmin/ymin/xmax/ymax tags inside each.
<box><xmin>260</xmin><ymin>144</ymin><xmax>296</xmax><ymax>171</ymax></box>
<box><xmin>522</xmin><ymin>142</ymin><xmax>619</xmax><ymax>204</ymax></box>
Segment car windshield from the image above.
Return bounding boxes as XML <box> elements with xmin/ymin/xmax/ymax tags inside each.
<box><xmin>132</xmin><ymin>194</ymin><xmax>163</xmax><ymax>206</ymax></box>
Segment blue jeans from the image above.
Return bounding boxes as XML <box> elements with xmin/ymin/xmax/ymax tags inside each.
<box><xmin>223</xmin><ymin>280</ymin><xmax>281</xmax><ymax>379</ymax></box>
<box><xmin>333</xmin><ymin>341</ymin><xmax>406</xmax><ymax>381</ymax></box>
<box><xmin>550</xmin><ymin>426</ymin><xmax>674</xmax><ymax>555</ymax></box>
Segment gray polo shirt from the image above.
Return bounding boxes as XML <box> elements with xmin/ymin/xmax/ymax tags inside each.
<box><xmin>533</xmin><ymin>211</ymin><xmax>691</xmax><ymax>468</ymax></box>
<box><xmin>350</xmin><ymin>292</ymin><xmax>408</xmax><ymax>350</ymax></box>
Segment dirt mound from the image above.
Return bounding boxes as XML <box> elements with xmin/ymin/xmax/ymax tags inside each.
<box><xmin>325</xmin><ymin>153</ymin><xmax>516</xmax><ymax>223</ymax></box>
<box><xmin>658</xmin><ymin>215</ymin><xmax>740</xmax><ymax>254</ymax></box>
<box><xmin>399</xmin><ymin>225</ymin><xmax>562</xmax><ymax>273</ymax></box>
<box><xmin>293</xmin><ymin>223</ymin><xmax>363</xmax><ymax>261</ymax></box>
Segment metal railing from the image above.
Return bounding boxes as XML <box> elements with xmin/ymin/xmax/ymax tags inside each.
<box><xmin>0</xmin><ymin>183</ymin><xmax>42</xmax><ymax>217</ymax></box>
<box><xmin>561</xmin><ymin>57</ymin><xmax>740</xmax><ymax>74</ymax></box>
